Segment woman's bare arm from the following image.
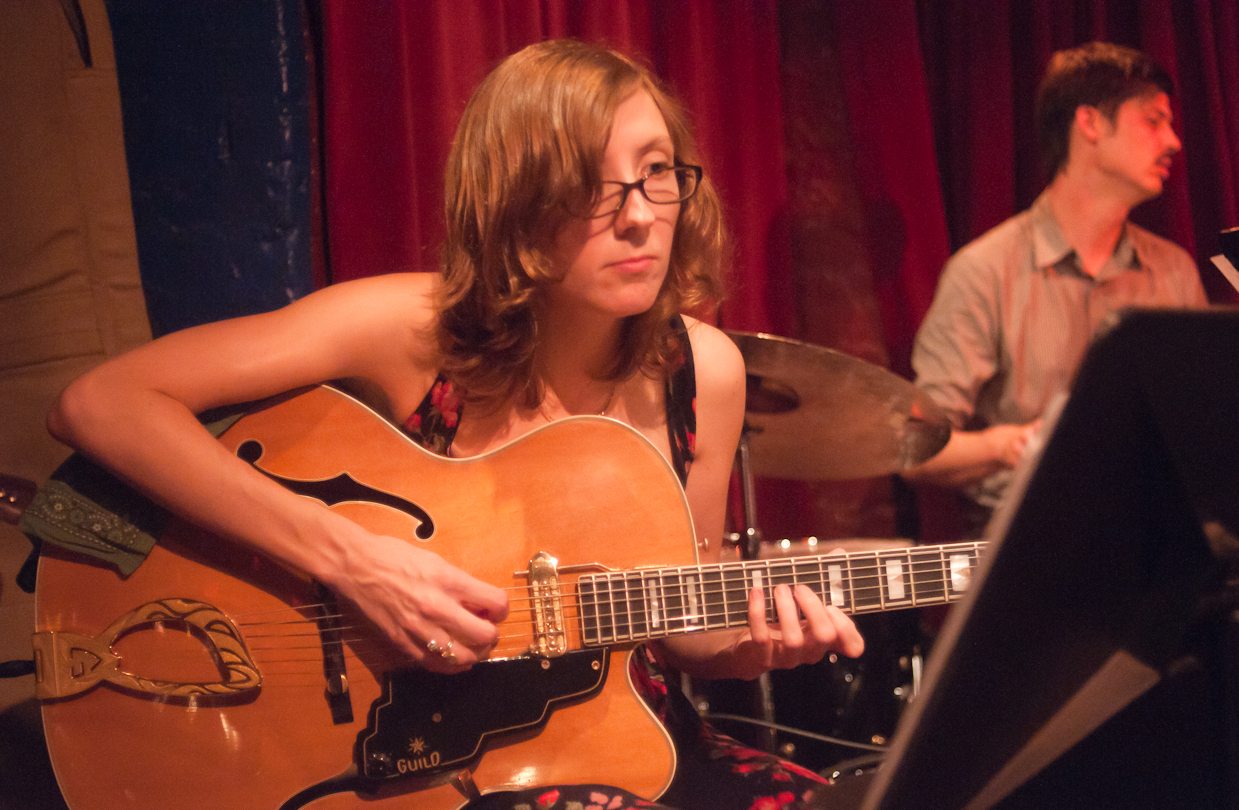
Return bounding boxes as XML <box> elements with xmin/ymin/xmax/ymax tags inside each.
<box><xmin>655</xmin><ymin>319</ymin><xmax>863</xmax><ymax>680</ymax></box>
<box><xmin>47</xmin><ymin>273</ymin><xmax>508</xmax><ymax>670</ymax></box>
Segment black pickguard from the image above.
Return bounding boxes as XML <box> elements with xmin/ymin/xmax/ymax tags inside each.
<box><xmin>358</xmin><ymin>650</ymin><xmax>610</xmax><ymax>780</ymax></box>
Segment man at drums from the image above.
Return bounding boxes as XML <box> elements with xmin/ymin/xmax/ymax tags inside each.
<box><xmin>903</xmin><ymin>42</ymin><xmax>1207</xmax><ymax>535</ymax></box>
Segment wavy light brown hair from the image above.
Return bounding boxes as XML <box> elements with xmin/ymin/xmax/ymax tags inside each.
<box><xmin>436</xmin><ymin>39</ymin><xmax>728</xmax><ymax>410</ymax></box>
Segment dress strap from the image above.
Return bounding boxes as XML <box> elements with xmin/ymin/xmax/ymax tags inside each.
<box><xmin>664</xmin><ymin>314</ymin><xmax>696</xmax><ymax>487</ymax></box>
<box><xmin>403</xmin><ymin>374</ymin><xmax>462</xmax><ymax>456</ymax></box>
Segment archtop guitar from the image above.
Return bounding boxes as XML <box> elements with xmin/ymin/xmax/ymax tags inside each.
<box><xmin>33</xmin><ymin>385</ymin><xmax>980</xmax><ymax>810</ymax></box>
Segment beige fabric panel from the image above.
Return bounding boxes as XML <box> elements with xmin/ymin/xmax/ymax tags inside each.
<box><xmin>0</xmin><ymin>0</ymin><xmax>152</xmax><ymax>715</ymax></box>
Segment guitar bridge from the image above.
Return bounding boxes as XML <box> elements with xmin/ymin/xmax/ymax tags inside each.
<box><xmin>528</xmin><ymin>552</ymin><xmax>566</xmax><ymax>657</ymax></box>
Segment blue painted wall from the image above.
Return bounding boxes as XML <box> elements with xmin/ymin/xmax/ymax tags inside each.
<box><xmin>105</xmin><ymin>1</ymin><xmax>314</xmax><ymax>337</ymax></box>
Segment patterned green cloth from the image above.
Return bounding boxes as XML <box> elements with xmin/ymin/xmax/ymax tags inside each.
<box><xmin>19</xmin><ymin>409</ymin><xmax>246</xmax><ymax>576</ymax></box>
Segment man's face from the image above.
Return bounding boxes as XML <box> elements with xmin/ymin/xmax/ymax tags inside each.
<box><xmin>1093</xmin><ymin>91</ymin><xmax>1181</xmax><ymax>203</ymax></box>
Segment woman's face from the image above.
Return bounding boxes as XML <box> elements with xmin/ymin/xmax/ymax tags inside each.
<box><xmin>543</xmin><ymin>89</ymin><xmax>680</xmax><ymax>321</ymax></box>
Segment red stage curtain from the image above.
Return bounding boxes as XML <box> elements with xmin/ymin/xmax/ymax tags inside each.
<box><xmin>320</xmin><ymin>0</ymin><xmax>791</xmax><ymax>339</ymax></box>
<box><xmin>919</xmin><ymin>0</ymin><xmax>1239</xmax><ymax>302</ymax></box>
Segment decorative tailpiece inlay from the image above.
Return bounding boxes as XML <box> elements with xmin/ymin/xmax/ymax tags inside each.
<box><xmin>32</xmin><ymin>598</ymin><xmax>260</xmax><ymax>700</ymax></box>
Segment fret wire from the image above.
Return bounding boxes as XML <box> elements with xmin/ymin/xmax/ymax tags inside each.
<box><xmin>585</xmin><ymin>576</ymin><xmax>600</xmax><ymax>641</ymax></box>
<box><xmin>562</xmin><ymin>549</ymin><xmax>976</xmax><ymax>619</ymax></box>
<box><xmin>573</xmin><ymin>557</ymin><xmax>980</xmax><ymax>610</ymax></box>
<box><xmin>590</xmin><ymin>574</ymin><xmax>604</xmax><ymax>644</ymax></box>
<box><xmin>657</xmin><ymin>568</ymin><xmax>669</xmax><ymax>636</ymax></box>
<box><xmin>614</xmin><ymin>573</ymin><xmax>624</xmax><ymax>642</ymax></box>
<box><xmin>667</xmin><ymin>567</ymin><xmax>682</xmax><ymax>633</ymax></box>
<box><xmin>614</xmin><ymin>572</ymin><xmax>627</xmax><ymax>643</ymax></box>
<box><xmin>762</xmin><ymin>561</ymin><xmax>773</xmax><ymax>616</ymax></box>
<box><xmin>589</xmin><ymin>574</ymin><xmax>605</xmax><ymax>645</ymax></box>
<box><xmin>939</xmin><ymin>546</ymin><xmax>948</xmax><ymax>603</ymax></box>
<box><xmin>675</xmin><ymin>567</ymin><xmax>687</xmax><ymax>632</ymax></box>
<box><xmin>632</xmin><ymin>570</ymin><xmax>647</xmax><ymax>641</ymax></box>
<box><xmin>847</xmin><ymin>553</ymin><xmax>858</xmax><ymax>611</ymax></box>
<box><xmin>692</xmin><ymin>567</ymin><xmax>701</xmax><ymax>630</ymax></box>
<box><xmin>569</xmin><ymin>543</ymin><xmax>982</xmax><ymax>635</ymax></box>
<box><xmin>701</xmin><ymin>567</ymin><xmax>718</xmax><ymax>630</ymax></box>
<box><xmin>599</xmin><ymin>572</ymin><xmax>614</xmax><ymax>648</ymax></box>
<box><xmin>582</xmin><ymin>577</ymin><xmax>597</xmax><ymax>648</ymax></box>
<box><xmin>629</xmin><ymin>571</ymin><xmax>641</xmax><ymax>641</ymax></box>
<box><xmin>603</xmin><ymin>572</ymin><xmax>616</xmax><ymax>644</ymax></box>
<box><xmin>629</xmin><ymin>572</ymin><xmax>639</xmax><ymax>639</ymax></box>
<box><xmin>629</xmin><ymin>571</ymin><xmax>642</xmax><ymax>641</ymax></box>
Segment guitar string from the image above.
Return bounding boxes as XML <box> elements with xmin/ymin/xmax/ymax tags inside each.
<box><xmin>233</xmin><ymin>567</ymin><xmax>965</xmax><ymax>638</ymax></box>
<box><xmin>217</xmin><ymin>548</ymin><xmax>982</xmax><ymax>664</ymax></box>
<box><xmin>228</xmin><ymin>574</ymin><xmax>962</xmax><ymax>634</ymax></box>
<box><xmin>202</xmin><ymin>557</ymin><xmax>976</xmax><ymax>669</ymax></box>
<box><xmin>232</xmin><ymin>586</ymin><xmax>969</xmax><ymax>659</ymax></box>
<box><xmin>230</xmin><ymin>551</ymin><xmax>979</xmax><ymax>632</ymax></box>
<box><xmin>222</xmin><ymin>540</ymin><xmax>980</xmax><ymax>619</ymax></box>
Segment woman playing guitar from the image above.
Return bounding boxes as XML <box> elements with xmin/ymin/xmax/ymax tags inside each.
<box><xmin>46</xmin><ymin>39</ymin><xmax>863</xmax><ymax>810</ymax></box>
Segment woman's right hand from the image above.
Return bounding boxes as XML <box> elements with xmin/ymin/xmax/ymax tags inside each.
<box><xmin>45</xmin><ymin>274</ymin><xmax>504</xmax><ymax>674</ymax></box>
<box><xmin>322</xmin><ymin>521</ymin><xmax>510</xmax><ymax>673</ymax></box>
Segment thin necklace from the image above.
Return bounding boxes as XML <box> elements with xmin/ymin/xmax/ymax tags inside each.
<box><xmin>538</xmin><ymin>383</ymin><xmax>618</xmax><ymax>423</ymax></box>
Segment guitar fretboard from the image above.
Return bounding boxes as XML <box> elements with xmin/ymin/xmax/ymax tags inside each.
<box><xmin>575</xmin><ymin>541</ymin><xmax>983</xmax><ymax>646</ymax></box>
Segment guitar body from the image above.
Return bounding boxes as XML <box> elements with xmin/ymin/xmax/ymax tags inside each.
<box><xmin>36</xmin><ymin>386</ymin><xmax>695</xmax><ymax>810</ymax></box>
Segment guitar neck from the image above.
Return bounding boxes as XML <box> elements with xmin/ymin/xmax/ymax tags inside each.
<box><xmin>575</xmin><ymin>541</ymin><xmax>984</xmax><ymax>647</ymax></box>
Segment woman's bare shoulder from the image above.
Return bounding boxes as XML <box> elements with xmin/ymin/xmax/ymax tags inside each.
<box><xmin>304</xmin><ymin>273</ymin><xmax>445</xmax><ymax>402</ymax></box>
<box><xmin>307</xmin><ymin>272</ymin><xmax>440</xmax><ymax>320</ymax></box>
<box><xmin>295</xmin><ymin>272</ymin><xmax>440</xmax><ymax>349</ymax></box>
<box><xmin>680</xmin><ymin>315</ymin><xmax>745</xmax><ymax>389</ymax></box>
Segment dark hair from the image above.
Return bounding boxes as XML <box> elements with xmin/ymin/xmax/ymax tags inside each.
<box><xmin>436</xmin><ymin>39</ymin><xmax>727</xmax><ymax>411</ymax></box>
<box><xmin>1035</xmin><ymin>42</ymin><xmax>1175</xmax><ymax>178</ymax></box>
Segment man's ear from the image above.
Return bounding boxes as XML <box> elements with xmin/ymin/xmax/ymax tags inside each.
<box><xmin>1074</xmin><ymin>105</ymin><xmax>1108</xmax><ymax>143</ymax></box>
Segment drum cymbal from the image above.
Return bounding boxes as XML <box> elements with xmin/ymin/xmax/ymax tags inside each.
<box><xmin>726</xmin><ymin>331</ymin><xmax>951</xmax><ymax>480</ymax></box>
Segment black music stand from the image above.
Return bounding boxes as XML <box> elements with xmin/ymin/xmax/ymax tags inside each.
<box><xmin>845</xmin><ymin>307</ymin><xmax>1239</xmax><ymax>810</ymax></box>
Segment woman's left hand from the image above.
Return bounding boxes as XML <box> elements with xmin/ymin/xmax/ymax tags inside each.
<box><xmin>725</xmin><ymin>582</ymin><xmax>866</xmax><ymax>680</ymax></box>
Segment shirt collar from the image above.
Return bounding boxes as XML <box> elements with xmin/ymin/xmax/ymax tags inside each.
<box><xmin>1029</xmin><ymin>191</ymin><xmax>1142</xmax><ymax>277</ymax></box>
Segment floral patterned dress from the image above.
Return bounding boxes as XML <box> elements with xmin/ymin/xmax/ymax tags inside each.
<box><xmin>402</xmin><ymin>316</ymin><xmax>833</xmax><ymax>810</ymax></box>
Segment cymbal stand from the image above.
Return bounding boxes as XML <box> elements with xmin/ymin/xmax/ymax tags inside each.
<box><xmin>735</xmin><ymin>426</ymin><xmax>779</xmax><ymax>753</ymax></box>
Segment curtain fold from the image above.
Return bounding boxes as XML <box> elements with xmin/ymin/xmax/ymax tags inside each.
<box><xmin>919</xmin><ymin>0</ymin><xmax>1239</xmax><ymax>302</ymax></box>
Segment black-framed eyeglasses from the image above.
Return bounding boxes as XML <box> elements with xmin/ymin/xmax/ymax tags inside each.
<box><xmin>588</xmin><ymin>164</ymin><xmax>703</xmax><ymax>219</ymax></box>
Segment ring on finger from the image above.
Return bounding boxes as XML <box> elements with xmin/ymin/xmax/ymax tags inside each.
<box><xmin>426</xmin><ymin>636</ymin><xmax>459</xmax><ymax>665</ymax></box>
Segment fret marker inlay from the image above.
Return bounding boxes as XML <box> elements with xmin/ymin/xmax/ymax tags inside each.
<box><xmin>950</xmin><ymin>554</ymin><xmax>972</xmax><ymax>592</ymax></box>
<box><xmin>647</xmin><ymin>580</ymin><xmax>662</xmax><ymax>628</ymax></box>
<box><xmin>885</xmin><ymin>559</ymin><xmax>906</xmax><ymax>601</ymax></box>
<box><xmin>686</xmin><ymin>575</ymin><xmax>701</xmax><ymax>626</ymax></box>
<box><xmin>827</xmin><ymin>565</ymin><xmax>843</xmax><ymax>607</ymax></box>
<box><xmin>573</xmin><ymin>540</ymin><xmax>983</xmax><ymax>647</ymax></box>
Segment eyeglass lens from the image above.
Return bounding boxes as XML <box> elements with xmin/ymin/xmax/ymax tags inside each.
<box><xmin>594</xmin><ymin>166</ymin><xmax>699</xmax><ymax>217</ymax></box>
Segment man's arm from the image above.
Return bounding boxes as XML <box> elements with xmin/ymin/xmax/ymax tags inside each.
<box><xmin>901</xmin><ymin>419</ymin><xmax>1040</xmax><ymax>488</ymax></box>
<box><xmin>905</xmin><ymin>242</ymin><xmax>1039</xmax><ymax>488</ymax></box>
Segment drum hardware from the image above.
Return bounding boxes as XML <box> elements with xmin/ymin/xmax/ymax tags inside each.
<box><xmin>719</xmin><ymin>331</ymin><xmax>951</xmax><ymax>762</ymax></box>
